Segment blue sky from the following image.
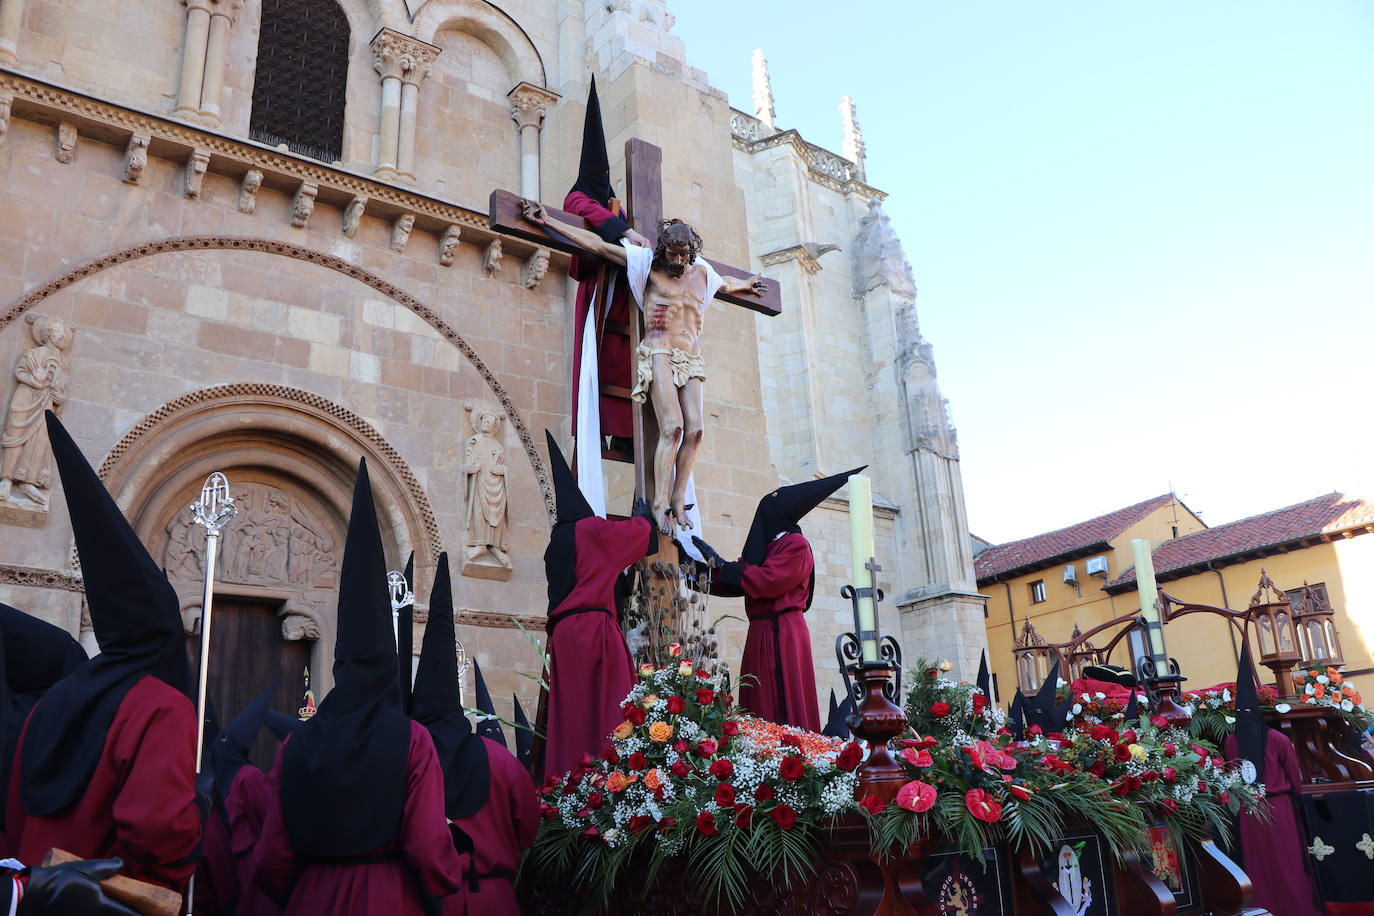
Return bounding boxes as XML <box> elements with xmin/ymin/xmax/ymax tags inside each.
<box><xmin>673</xmin><ymin>2</ymin><xmax>1374</xmax><ymax>543</ymax></box>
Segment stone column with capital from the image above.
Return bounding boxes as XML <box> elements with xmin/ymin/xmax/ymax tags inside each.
<box><xmin>199</xmin><ymin>0</ymin><xmax>244</xmax><ymax>125</ymax></box>
<box><xmin>508</xmin><ymin>82</ymin><xmax>560</xmax><ymax>201</ymax></box>
<box><xmin>0</xmin><ymin>0</ymin><xmax>28</xmax><ymax>66</ymax></box>
<box><xmin>371</xmin><ymin>29</ymin><xmax>438</xmax><ymax>183</ymax></box>
<box><xmin>175</xmin><ymin>0</ymin><xmax>214</xmax><ymax>119</ymax></box>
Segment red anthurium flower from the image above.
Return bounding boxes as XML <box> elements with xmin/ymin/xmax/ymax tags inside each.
<box><xmin>896</xmin><ymin>780</ymin><xmax>937</xmax><ymax>813</ymax></box>
<box><xmin>930</xmin><ymin>701</ymin><xmax>951</xmax><ymax>717</ymax></box>
<box><xmin>754</xmin><ymin>784</ymin><xmax>775</xmax><ymax>803</ymax></box>
<box><xmin>714</xmin><ymin>783</ymin><xmax>736</xmax><ymax>807</ymax></box>
<box><xmin>695</xmin><ymin>811</ymin><xmax>717</xmax><ymax>836</ymax></box>
<box><xmin>900</xmin><ymin>747</ymin><xmax>934</xmax><ymax>768</ymax></box>
<box><xmin>779</xmin><ymin>756</ymin><xmax>806</xmax><ymax>781</ymax></box>
<box><xmin>770</xmin><ymin>804</ymin><xmax>798</xmax><ymax>830</ymax></box>
<box><xmin>860</xmin><ymin>794</ymin><xmax>885</xmax><ymax>815</ymax></box>
<box><xmin>965</xmin><ymin>789</ymin><xmax>1003</xmax><ymax>822</ymax></box>
<box><xmin>709</xmin><ymin>759</ymin><xmax>734</xmax><ymax>779</ymax></box>
<box><xmin>695</xmin><ymin>689</ymin><xmax>715</xmax><ymax>705</ymax></box>
<box><xmin>1009</xmin><ymin>783</ymin><xmax>1032</xmax><ymax>802</ymax></box>
<box><xmin>666</xmin><ymin>696</ymin><xmax>685</xmax><ymax>715</ymax></box>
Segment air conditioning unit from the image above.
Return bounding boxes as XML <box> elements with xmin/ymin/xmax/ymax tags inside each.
<box><xmin>1063</xmin><ymin>564</ymin><xmax>1078</xmax><ymax>585</ymax></box>
<box><xmin>1086</xmin><ymin>555</ymin><xmax>1109</xmax><ymax>578</ymax></box>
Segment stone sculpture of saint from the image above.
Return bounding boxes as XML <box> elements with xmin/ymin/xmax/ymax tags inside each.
<box><xmin>0</xmin><ymin>315</ymin><xmax>75</xmax><ymax>508</ymax></box>
<box><xmin>463</xmin><ymin>403</ymin><xmax>509</xmax><ymax>567</ymax></box>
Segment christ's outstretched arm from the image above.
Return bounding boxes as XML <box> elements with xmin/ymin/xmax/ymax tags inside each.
<box><xmin>522</xmin><ymin>200</ymin><xmax>629</xmax><ymax>266</ymax></box>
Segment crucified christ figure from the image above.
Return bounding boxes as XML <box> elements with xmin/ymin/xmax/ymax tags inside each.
<box><xmin>523</xmin><ymin>200</ymin><xmax>764</xmax><ymax>533</ymax></box>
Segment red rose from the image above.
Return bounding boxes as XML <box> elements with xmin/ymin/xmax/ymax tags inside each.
<box><xmin>627</xmin><ymin>752</ymin><xmax>648</xmax><ymax>771</ymax></box>
<box><xmin>754</xmin><ymin>784</ymin><xmax>775</xmax><ymax>802</ymax></box>
<box><xmin>965</xmin><ymin>789</ymin><xmax>1003</xmax><ymax>822</ymax></box>
<box><xmin>1113</xmin><ymin>744</ymin><xmax>1132</xmax><ymax>762</ymax></box>
<box><xmin>779</xmin><ymin>756</ymin><xmax>806</xmax><ymax>782</ymax></box>
<box><xmin>584</xmin><ymin>826</ymin><xmax>599</xmax><ymax>837</ymax></box>
<box><xmin>1028</xmin><ymin>724</ymin><xmax>1043</xmax><ymax>736</ymax></box>
<box><xmin>628</xmin><ymin>706</ymin><xmax>647</xmax><ymax>726</ymax></box>
<box><xmin>930</xmin><ymin>701</ymin><xmax>951</xmax><ymax>717</ymax></box>
<box><xmin>628</xmin><ymin>815</ymin><xmax>653</xmax><ymax>834</ymax></box>
<box><xmin>1161</xmin><ymin>798</ymin><xmax>1178</xmax><ymax>813</ymax></box>
<box><xmin>782</xmin><ymin>734</ymin><xmax>802</xmax><ymax>748</ymax></box>
<box><xmin>666</xmin><ymin>696</ymin><xmax>685</xmax><ymax>715</ymax></box>
<box><xmin>714</xmin><ymin>783</ymin><xmax>736</xmax><ymax>807</ymax></box>
<box><xmin>1219</xmin><ymin>792</ymin><xmax>1229</xmax><ymax>805</ymax></box>
<box><xmin>696</xmin><ymin>689</ymin><xmax>715</xmax><ymax>705</ymax></box>
<box><xmin>695</xmin><ymin>738</ymin><xmax>719</xmax><ymax>758</ymax></box>
<box><xmin>621</xmin><ymin>701</ymin><xmax>636</xmax><ymax>715</ymax></box>
<box><xmin>972</xmin><ymin>693</ymin><xmax>989</xmax><ymax>712</ymax></box>
<box><xmin>670</xmin><ymin>761</ymin><xmax>691</xmax><ymax>778</ymax></box>
<box><xmin>734</xmin><ymin>805</ymin><xmax>753</xmax><ymax>828</ymax></box>
<box><xmin>658</xmin><ymin>817</ymin><xmax>677</xmax><ymax>833</ymax></box>
<box><xmin>695</xmin><ymin>669</ymin><xmax>711</xmax><ymax>679</ymax></box>
<box><xmin>673</xmin><ymin>739</ymin><xmax>690</xmax><ymax>754</ymax></box>
<box><xmin>1162</xmin><ymin>767</ymin><xmax>1178</xmax><ymax>784</ymax></box>
<box><xmin>1197</xmin><ymin>781</ymin><xmax>1208</xmax><ymax>794</ymax></box>
<box><xmin>576</xmin><ymin>807</ymin><xmax>591</xmax><ymax>818</ymax></box>
<box><xmin>578</xmin><ymin>752</ymin><xmax>597</xmax><ymax>769</ymax></box>
<box><xmin>770</xmin><ymin>804</ymin><xmax>798</xmax><ymax>830</ymax></box>
<box><xmin>602</xmin><ymin>748</ymin><xmax>619</xmax><ymax>765</ymax></box>
<box><xmin>860</xmin><ymin>794</ymin><xmax>885</xmax><ymax>815</ymax></box>
<box><xmin>1087</xmin><ymin>761</ymin><xmax>1107</xmax><ymax>778</ymax></box>
<box><xmin>710</xmin><ymin>759</ymin><xmax>734</xmax><ymax>779</ymax></box>
<box><xmin>694</xmin><ymin>811</ymin><xmax>717</xmax><ymax>836</ymax></box>
<box><xmin>1162</xmin><ymin>743</ymin><xmax>1176</xmax><ymax>757</ymax></box>
<box><xmin>1141</xmin><ymin>771</ymin><xmax>1158</xmax><ymax>782</ymax></box>
<box><xmin>540</xmin><ymin>804</ymin><xmax>558</xmax><ymax>820</ymax></box>
<box><xmin>1090</xmin><ymin>725</ymin><xmax>1119</xmax><ymax>743</ymax></box>
<box><xmin>1120</xmin><ymin>729</ymin><xmax>1138</xmax><ymax>744</ymax></box>
<box><xmin>1150</xmin><ymin>715</ymin><xmax>1169</xmax><ymax>729</ymax></box>
<box><xmin>722</xmin><ymin>720</ymin><xmax>740</xmax><ymax>737</ymax></box>
<box><xmin>836</xmin><ymin>742</ymin><xmax>864</xmax><ymax>772</ymax></box>
<box><xmin>586</xmin><ymin>791</ymin><xmax>604</xmax><ymax>809</ymax></box>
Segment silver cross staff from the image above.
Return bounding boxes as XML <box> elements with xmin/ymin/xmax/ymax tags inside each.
<box><xmin>387</xmin><ymin>570</ymin><xmax>413</xmax><ymax>649</ymax></box>
<box><xmin>187</xmin><ymin>472</ymin><xmax>236</xmax><ymax>916</ymax></box>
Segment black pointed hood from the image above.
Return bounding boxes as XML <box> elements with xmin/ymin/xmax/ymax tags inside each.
<box><xmin>1122</xmin><ymin>688</ymin><xmax>1141</xmax><ymax>726</ymax></box>
<box><xmin>208</xmin><ymin>681</ymin><xmax>277</xmax><ymax>819</ymax></box>
<box><xmin>411</xmin><ymin>553</ymin><xmax>490</xmax><ymax>819</ymax></box>
<box><xmin>741</xmin><ymin>467</ymin><xmax>866</xmax><ymax>565</ymax></box>
<box><xmin>513</xmin><ymin>694</ymin><xmax>534</xmax><ymax>773</ymax></box>
<box><xmin>975</xmin><ymin>651</ymin><xmax>991</xmax><ymax>702</ymax></box>
<box><xmin>0</xmin><ymin>604</ymin><xmax>87</xmax><ymax>697</ymax></box>
<box><xmin>264</xmin><ymin>708</ymin><xmax>302</xmax><ymax>741</ymax></box>
<box><xmin>1008</xmin><ymin>690</ymin><xmax>1027</xmax><ymax>741</ymax></box>
<box><xmin>822</xmin><ymin>689</ymin><xmax>852</xmax><ymax>740</ymax></box>
<box><xmin>472</xmin><ymin>659</ymin><xmax>506</xmax><ymax>747</ymax></box>
<box><xmin>544</xmin><ymin>431</ymin><xmax>595</xmax><ymax>615</ymax></box>
<box><xmin>546</xmin><ymin>431</ymin><xmax>594</xmax><ymax>525</ymax></box>
<box><xmin>570</xmin><ymin>77</ymin><xmax>616</xmax><ymax>207</ymax></box>
<box><xmin>1022</xmin><ymin>660</ymin><xmax>1063</xmax><ymax>734</ymax></box>
<box><xmin>396</xmin><ymin>551</ymin><xmax>414</xmax><ymax>713</ymax></box>
<box><xmin>1233</xmin><ymin>641</ymin><xmax>1268</xmax><ymax>783</ymax></box>
<box><xmin>280</xmin><ymin>458</ymin><xmax>411</xmax><ymax>856</ymax></box>
<box><xmin>21</xmin><ymin>412</ymin><xmax>189</xmax><ymax>817</ymax></box>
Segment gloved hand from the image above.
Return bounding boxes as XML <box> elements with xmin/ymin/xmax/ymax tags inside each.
<box><xmin>691</xmin><ymin>536</ymin><xmax>725</xmax><ymax>567</ymax></box>
<box><xmin>691</xmin><ymin>537</ymin><xmax>744</xmax><ymax>589</ymax></box>
<box><xmin>631</xmin><ymin>496</ymin><xmax>654</xmax><ymax>522</ymax></box>
<box><xmin>18</xmin><ymin>858</ymin><xmax>138</xmax><ymax>916</ymax></box>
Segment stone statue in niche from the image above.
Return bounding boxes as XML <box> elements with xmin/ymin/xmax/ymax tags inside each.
<box><xmin>0</xmin><ymin>314</ymin><xmax>75</xmax><ymax>510</ymax></box>
<box><xmin>163</xmin><ymin>482</ymin><xmax>339</xmax><ymax>588</ymax></box>
<box><xmin>461</xmin><ymin>401</ymin><xmax>512</xmax><ymax>578</ymax></box>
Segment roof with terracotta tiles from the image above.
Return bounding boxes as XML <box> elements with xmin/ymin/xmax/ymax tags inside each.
<box><xmin>1106</xmin><ymin>492</ymin><xmax>1374</xmax><ymax>591</ymax></box>
<box><xmin>974</xmin><ymin>494</ymin><xmax>1177</xmax><ymax>583</ymax></box>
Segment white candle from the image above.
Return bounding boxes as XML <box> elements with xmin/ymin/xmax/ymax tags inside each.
<box><xmin>848</xmin><ymin>475</ymin><xmax>879</xmax><ymax>663</ymax></box>
<box><xmin>1132</xmin><ymin>538</ymin><xmax>1166</xmax><ymax>659</ymax></box>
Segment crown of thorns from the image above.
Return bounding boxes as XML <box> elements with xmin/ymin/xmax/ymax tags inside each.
<box><xmin>654</xmin><ymin>219</ymin><xmax>703</xmax><ymax>260</ymax></box>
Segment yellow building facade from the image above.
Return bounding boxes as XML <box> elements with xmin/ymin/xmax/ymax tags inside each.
<box><xmin>977</xmin><ymin>493</ymin><xmax>1374</xmax><ymax>701</ymax></box>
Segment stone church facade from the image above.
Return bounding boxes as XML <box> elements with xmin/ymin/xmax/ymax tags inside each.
<box><xmin>0</xmin><ymin>0</ymin><xmax>984</xmax><ymax>723</ymax></box>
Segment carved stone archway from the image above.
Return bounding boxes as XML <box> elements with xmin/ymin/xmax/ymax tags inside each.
<box><xmin>0</xmin><ymin>235</ymin><xmax>555</xmax><ymax>521</ymax></box>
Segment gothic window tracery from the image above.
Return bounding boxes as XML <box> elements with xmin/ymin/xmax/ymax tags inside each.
<box><xmin>249</xmin><ymin>0</ymin><xmax>350</xmax><ymax>163</ymax></box>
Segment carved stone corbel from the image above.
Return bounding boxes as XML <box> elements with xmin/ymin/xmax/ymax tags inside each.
<box><xmin>238</xmin><ymin>168</ymin><xmax>263</xmax><ymax>213</ymax></box>
<box><xmin>183</xmin><ymin>148</ymin><xmax>210</xmax><ymax>198</ymax></box>
<box><xmin>482</xmin><ymin>238</ymin><xmax>502</xmax><ymax>277</ymax></box>
<box><xmin>123</xmin><ymin>133</ymin><xmax>151</xmax><ymax>184</ymax></box>
<box><xmin>341</xmin><ymin>195</ymin><xmax>366</xmax><ymax>237</ymax></box>
<box><xmin>389</xmin><ymin>212</ymin><xmax>415</xmax><ymax>252</ymax></box>
<box><xmin>290</xmin><ymin>181</ymin><xmax>318</xmax><ymax>228</ymax></box>
<box><xmin>54</xmin><ymin>122</ymin><xmax>77</xmax><ymax>164</ymax></box>
<box><xmin>437</xmin><ymin>225</ymin><xmax>460</xmax><ymax>266</ymax></box>
<box><xmin>521</xmin><ymin>246</ymin><xmax>551</xmax><ymax>290</ymax></box>
<box><xmin>281</xmin><ymin>612</ymin><xmax>321</xmax><ymax>641</ymax></box>
<box><xmin>0</xmin><ymin>93</ymin><xmax>12</xmax><ymax>147</ymax></box>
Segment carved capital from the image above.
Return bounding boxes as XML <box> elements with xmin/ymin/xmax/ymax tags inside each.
<box><xmin>290</xmin><ymin>181</ymin><xmax>318</xmax><ymax>228</ymax></box>
<box><xmin>389</xmin><ymin>212</ymin><xmax>415</xmax><ymax>252</ymax></box>
<box><xmin>481</xmin><ymin>238</ymin><xmax>502</xmax><ymax>277</ymax></box>
<box><xmin>238</xmin><ymin>168</ymin><xmax>263</xmax><ymax>213</ymax></box>
<box><xmin>123</xmin><ymin>132</ymin><xmax>150</xmax><ymax>184</ymax></box>
<box><xmin>208</xmin><ymin>0</ymin><xmax>245</xmax><ymax>22</ymax></box>
<box><xmin>437</xmin><ymin>224</ymin><xmax>461</xmax><ymax>266</ymax></box>
<box><xmin>183</xmin><ymin>148</ymin><xmax>210</xmax><ymax>198</ymax></box>
<box><xmin>182</xmin><ymin>0</ymin><xmax>214</xmax><ymax>14</ymax></box>
<box><xmin>54</xmin><ymin>122</ymin><xmax>77</xmax><ymax>164</ymax></box>
<box><xmin>508</xmin><ymin>82</ymin><xmax>560</xmax><ymax>131</ymax></box>
<box><xmin>341</xmin><ymin>195</ymin><xmax>367</xmax><ymax>238</ymax></box>
<box><xmin>370</xmin><ymin>29</ymin><xmax>439</xmax><ymax>83</ymax></box>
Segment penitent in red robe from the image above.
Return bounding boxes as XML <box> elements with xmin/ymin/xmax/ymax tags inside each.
<box><xmin>193</xmin><ymin>808</ymin><xmax>237</xmax><ymax>915</ymax></box>
<box><xmin>225</xmin><ymin>764</ymin><xmax>280</xmax><ymax>916</ymax></box>
<box><xmin>564</xmin><ymin>190</ymin><xmax>634</xmax><ymax>438</ymax></box>
<box><xmin>6</xmin><ymin>674</ymin><xmax>201</xmax><ymax>890</ymax></box>
<box><xmin>251</xmin><ymin>721</ymin><xmax>464</xmax><ymax>915</ymax></box>
<box><xmin>736</xmin><ymin>533</ymin><xmax>820</xmax><ymax>732</ymax></box>
<box><xmin>545</xmin><ymin>515</ymin><xmax>652</xmax><ymax>779</ymax></box>
<box><xmin>445</xmin><ymin>737</ymin><xmax>539</xmax><ymax>915</ymax></box>
<box><xmin>1224</xmin><ymin>729</ymin><xmax>1322</xmax><ymax>916</ymax></box>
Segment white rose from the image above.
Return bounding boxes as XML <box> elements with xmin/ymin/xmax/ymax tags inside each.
<box><xmin>1274</xmin><ymin>703</ymin><xmax>1291</xmax><ymax>713</ymax></box>
<box><xmin>1072</xmin><ymin>703</ymin><xmax>1083</xmax><ymax>715</ymax></box>
<box><xmin>1221</xmin><ymin>689</ymin><xmax>1232</xmax><ymax>702</ymax></box>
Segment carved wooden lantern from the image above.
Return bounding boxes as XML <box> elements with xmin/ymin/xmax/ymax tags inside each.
<box><xmin>1065</xmin><ymin>623</ymin><xmax>1102</xmax><ymax>682</ymax></box>
<box><xmin>1014</xmin><ymin>619</ymin><xmax>1055</xmax><ymax>694</ymax></box>
<box><xmin>1293</xmin><ymin>582</ymin><xmax>1344</xmax><ymax>670</ymax></box>
<box><xmin>1249</xmin><ymin>570</ymin><xmax>1301</xmax><ymax>691</ymax></box>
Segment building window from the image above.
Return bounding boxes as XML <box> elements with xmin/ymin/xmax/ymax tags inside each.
<box><xmin>1286</xmin><ymin>582</ymin><xmax>1330</xmax><ymax>610</ymax></box>
<box><xmin>250</xmin><ymin>0</ymin><xmax>350</xmax><ymax>163</ymax></box>
<box><xmin>1028</xmin><ymin>580</ymin><xmax>1047</xmax><ymax>604</ymax></box>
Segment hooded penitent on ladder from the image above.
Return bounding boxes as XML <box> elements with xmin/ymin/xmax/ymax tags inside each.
<box><xmin>691</xmin><ymin>468</ymin><xmax>864</xmax><ymax>731</ymax></box>
<box><xmin>251</xmin><ymin>460</ymin><xmax>465</xmax><ymax>914</ymax></box>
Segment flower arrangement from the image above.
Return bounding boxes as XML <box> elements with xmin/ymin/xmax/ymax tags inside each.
<box><xmin>902</xmin><ymin>657</ymin><xmax>1003</xmax><ymax>741</ymax></box>
<box><xmin>1182</xmin><ymin>682</ymin><xmax>1281</xmax><ymax>743</ymax></box>
<box><xmin>1291</xmin><ymin>667</ymin><xmax>1374</xmax><ymax>731</ymax></box>
<box><xmin>527</xmin><ymin>659</ymin><xmax>863</xmax><ymax>909</ymax></box>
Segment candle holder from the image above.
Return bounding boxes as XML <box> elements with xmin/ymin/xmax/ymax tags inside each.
<box><xmin>835</xmin><ymin>580</ymin><xmax>908</xmax><ymax>802</ymax></box>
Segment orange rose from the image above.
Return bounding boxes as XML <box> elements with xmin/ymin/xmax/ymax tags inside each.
<box><xmin>1332</xmin><ymin>672</ymin><xmax>1345</xmax><ymax>685</ymax></box>
<box><xmin>605</xmin><ymin>771</ymin><xmax>637</xmax><ymax>793</ymax></box>
<box><xmin>613</xmin><ymin>720</ymin><xmax>634</xmax><ymax>740</ymax></box>
<box><xmin>644</xmin><ymin>768</ymin><xmax>663</xmax><ymax>791</ymax></box>
<box><xmin>648</xmin><ymin>721</ymin><xmax>674</xmax><ymax>743</ymax></box>
<box><xmin>1314</xmin><ymin>684</ymin><xmax>1326</xmax><ymax>699</ymax></box>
